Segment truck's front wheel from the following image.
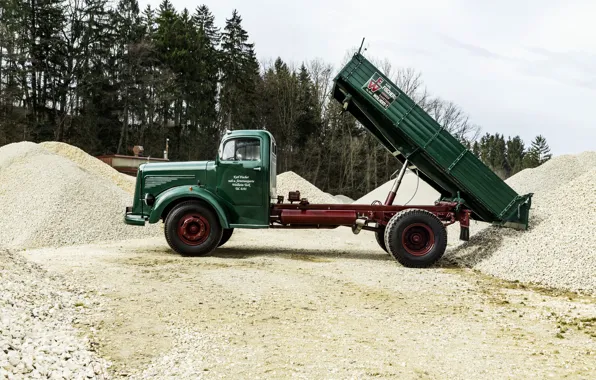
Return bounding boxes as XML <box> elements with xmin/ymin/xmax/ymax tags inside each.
<box><xmin>218</xmin><ymin>228</ymin><xmax>234</xmax><ymax>247</ymax></box>
<box><xmin>164</xmin><ymin>201</ymin><xmax>223</xmax><ymax>256</ymax></box>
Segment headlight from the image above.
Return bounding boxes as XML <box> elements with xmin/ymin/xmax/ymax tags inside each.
<box><xmin>144</xmin><ymin>193</ymin><xmax>155</xmax><ymax>206</ymax></box>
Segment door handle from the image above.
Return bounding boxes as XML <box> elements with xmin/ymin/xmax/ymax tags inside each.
<box><xmin>253</xmin><ymin>167</ymin><xmax>262</xmax><ymax>171</ymax></box>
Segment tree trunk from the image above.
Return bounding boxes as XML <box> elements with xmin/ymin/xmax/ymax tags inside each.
<box><xmin>117</xmin><ymin>99</ymin><xmax>128</xmax><ymax>154</ymax></box>
<box><xmin>29</xmin><ymin>0</ymin><xmax>38</xmax><ymax>128</ymax></box>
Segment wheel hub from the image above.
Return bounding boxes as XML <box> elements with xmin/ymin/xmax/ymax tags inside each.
<box><xmin>402</xmin><ymin>223</ymin><xmax>435</xmax><ymax>257</ymax></box>
<box><xmin>178</xmin><ymin>214</ymin><xmax>210</xmax><ymax>246</ymax></box>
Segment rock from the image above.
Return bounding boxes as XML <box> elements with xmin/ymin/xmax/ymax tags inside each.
<box><xmin>35</xmin><ymin>364</ymin><xmax>48</xmax><ymax>376</ymax></box>
<box><xmin>22</xmin><ymin>356</ymin><xmax>34</xmax><ymax>371</ymax></box>
<box><xmin>62</xmin><ymin>367</ymin><xmax>72</xmax><ymax>379</ymax></box>
<box><xmin>85</xmin><ymin>367</ymin><xmax>95</xmax><ymax>378</ymax></box>
<box><xmin>65</xmin><ymin>360</ymin><xmax>79</xmax><ymax>372</ymax></box>
<box><xmin>7</xmin><ymin>351</ymin><xmax>20</xmax><ymax>367</ymax></box>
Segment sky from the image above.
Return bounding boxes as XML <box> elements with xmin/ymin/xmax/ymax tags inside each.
<box><xmin>140</xmin><ymin>0</ymin><xmax>596</xmax><ymax>156</ymax></box>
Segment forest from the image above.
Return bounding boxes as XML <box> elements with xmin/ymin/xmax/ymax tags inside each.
<box><xmin>0</xmin><ymin>0</ymin><xmax>552</xmax><ymax>198</ymax></box>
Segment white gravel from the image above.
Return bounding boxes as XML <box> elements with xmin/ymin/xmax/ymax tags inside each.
<box><xmin>276</xmin><ymin>171</ymin><xmax>339</xmax><ymax>204</ymax></box>
<box><xmin>334</xmin><ymin>194</ymin><xmax>354</xmax><ymax>203</ymax></box>
<box><xmin>40</xmin><ymin>142</ymin><xmax>136</xmax><ymax>195</ymax></box>
<box><xmin>0</xmin><ymin>249</ymin><xmax>110</xmax><ymax>379</ymax></box>
<box><xmin>447</xmin><ymin>151</ymin><xmax>596</xmax><ymax>295</ymax></box>
<box><xmin>0</xmin><ymin>142</ymin><xmax>161</xmax><ymax>250</ymax></box>
<box><xmin>505</xmin><ymin>153</ymin><xmax>594</xmax><ymax>198</ymax></box>
<box><xmin>352</xmin><ymin>172</ymin><xmax>440</xmax><ymax>205</ymax></box>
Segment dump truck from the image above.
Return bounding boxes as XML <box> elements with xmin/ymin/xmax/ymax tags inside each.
<box><xmin>124</xmin><ymin>50</ymin><xmax>533</xmax><ymax>268</ymax></box>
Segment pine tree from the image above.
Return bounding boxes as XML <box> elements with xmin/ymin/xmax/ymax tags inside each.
<box><xmin>220</xmin><ymin>9</ymin><xmax>260</xmax><ymax>131</ymax></box>
<box><xmin>295</xmin><ymin>63</ymin><xmax>319</xmax><ymax>147</ymax></box>
<box><xmin>478</xmin><ymin>133</ymin><xmax>492</xmax><ymax>165</ymax></box>
<box><xmin>472</xmin><ymin>141</ymin><xmax>480</xmax><ymax>158</ymax></box>
<box><xmin>77</xmin><ymin>0</ymin><xmax>120</xmax><ymax>151</ymax></box>
<box><xmin>192</xmin><ymin>4</ymin><xmax>220</xmax><ymax>45</ymax></box>
<box><xmin>530</xmin><ymin>135</ymin><xmax>552</xmax><ymax>164</ymax></box>
<box><xmin>188</xmin><ymin>5</ymin><xmax>220</xmax><ymax>159</ymax></box>
<box><xmin>154</xmin><ymin>0</ymin><xmax>179</xmax><ymax>125</ymax></box>
<box><xmin>506</xmin><ymin>136</ymin><xmax>525</xmax><ymax>176</ymax></box>
<box><xmin>0</xmin><ymin>0</ymin><xmax>24</xmax><ymax>111</ymax></box>
<box><xmin>114</xmin><ymin>0</ymin><xmax>143</xmax><ymax>153</ymax></box>
<box><xmin>522</xmin><ymin>149</ymin><xmax>540</xmax><ymax>169</ymax></box>
<box><xmin>489</xmin><ymin>133</ymin><xmax>507</xmax><ymax>178</ymax></box>
<box><xmin>6</xmin><ymin>0</ymin><xmax>67</xmax><ymax>140</ymax></box>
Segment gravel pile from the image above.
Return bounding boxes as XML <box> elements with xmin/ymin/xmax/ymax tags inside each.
<box><xmin>334</xmin><ymin>194</ymin><xmax>354</xmax><ymax>204</ymax></box>
<box><xmin>353</xmin><ymin>172</ymin><xmax>440</xmax><ymax>205</ymax></box>
<box><xmin>40</xmin><ymin>142</ymin><xmax>136</xmax><ymax>195</ymax></box>
<box><xmin>446</xmin><ymin>151</ymin><xmax>596</xmax><ymax>295</ymax></box>
<box><xmin>0</xmin><ymin>142</ymin><xmax>161</xmax><ymax>250</ymax></box>
<box><xmin>0</xmin><ymin>249</ymin><xmax>110</xmax><ymax>379</ymax></box>
<box><xmin>505</xmin><ymin>153</ymin><xmax>594</xmax><ymax>198</ymax></box>
<box><xmin>276</xmin><ymin>171</ymin><xmax>339</xmax><ymax>203</ymax></box>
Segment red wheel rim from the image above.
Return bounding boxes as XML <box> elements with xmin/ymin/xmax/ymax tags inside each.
<box><xmin>401</xmin><ymin>223</ymin><xmax>435</xmax><ymax>257</ymax></box>
<box><xmin>177</xmin><ymin>213</ymin><xmax>210</xmax><ymax>246</ymax></box>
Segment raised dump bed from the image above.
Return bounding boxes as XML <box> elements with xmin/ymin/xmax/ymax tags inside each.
<box><xmin>332</xmin><ymin>52</ymin><xmax>532</xmax><ymax>229</ymax></box>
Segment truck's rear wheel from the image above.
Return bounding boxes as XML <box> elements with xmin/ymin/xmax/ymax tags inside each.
<box><xmin>164</xmin><ymin>201</ymin><xmax>223</xmax><ymax>256</ymax></box>
<box><xmin>218</xmin><ymin>228</ymin><xmax>234</xmax><ymax>247</ymax></box>
<box><xmin>375</xmin><ymin>227</ymin><xmax>388</xmax><ymax>253</ymax></box>
<box><xmin>384</xmin><ymin>209</ymin><xmax>447</xmax><ymax>268</ymax></box>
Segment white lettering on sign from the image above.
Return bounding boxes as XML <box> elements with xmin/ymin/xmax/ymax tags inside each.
<box><xmin>383</xmin><ymin>85</ymin><xmax>397</xmax><ymax>99</ymax></box>
<box><xmin>373</xmin><ymin>93</ymin><xmax>389</xmax><ymax>108</ymax></box>
<box><xmin>228</xmin><ymin>175</ymin><xmax>255</xmax><ymax>191</ymax></box>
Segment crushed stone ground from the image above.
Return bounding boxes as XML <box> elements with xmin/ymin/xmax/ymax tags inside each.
<box><xmin>0</xmin><ymin>250</ymin><xmax>110</xmax><ymax>379</ymax></box>
<box><xmin>23</xmin><ymin>232</ymin><xmax>596</xmax><ymax>379</ymax></box>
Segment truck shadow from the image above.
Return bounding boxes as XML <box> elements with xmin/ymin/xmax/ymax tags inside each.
<box><xmin>212</xmin><ymin>246</ymin><xmax>393</xmax><ymax>262</ymax></box>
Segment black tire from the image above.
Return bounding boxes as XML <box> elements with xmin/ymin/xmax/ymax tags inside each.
<box><xmin>164</xmin><ymin>201</ymin><xmax>223</xmax><ymax>256</ymax></box>
<box><xmin>384</xmin><ymin>209</ymin><xmax>447</xmax><ymax>268</ymax></box>
<box><xmin>375</xmin><ymin>227</ymin><xmax>388</xmax><ymax>253</ymax></box>
<box><xmin>218</xmin><ymin>228</ymin><xmax>234</xmax><ymax>247</ymax></box>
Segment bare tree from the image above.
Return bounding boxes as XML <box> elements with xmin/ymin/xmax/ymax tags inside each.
<box><xmin>306</xmin><ymin>58</ymin><xmax>333</xmax><ymax>121</ymax></box>
<box><xmin>424</xmin><ymin>97</ymin><xmax>481</xmax><ymax>143</ymax></box>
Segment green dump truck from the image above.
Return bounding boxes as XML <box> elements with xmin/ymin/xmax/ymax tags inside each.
<box><xmin>124</xmin><ymin>50</ymin><xmax>532</xmax><ymax>268</ymax></box>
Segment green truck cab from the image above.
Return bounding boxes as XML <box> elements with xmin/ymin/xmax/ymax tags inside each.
<box><xmin>125</xmin><ymin>129</ymin><xmax>277</xmax><ymax>255</ymax></box>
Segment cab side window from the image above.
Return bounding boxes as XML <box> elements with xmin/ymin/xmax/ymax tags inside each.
<box><xmin>220</xmin><ymin>138</ymin><xmax>261</xmax><ymax>161</ymax></box>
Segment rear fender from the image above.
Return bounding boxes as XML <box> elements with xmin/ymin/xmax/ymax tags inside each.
<box><xmin>148</xmin><ymin>186</ymin><xmax>230</xmax><ymax>228</ymax></box>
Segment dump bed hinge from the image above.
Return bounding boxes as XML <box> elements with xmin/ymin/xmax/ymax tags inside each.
<box><xmin>448</xmin><ymin>148</ymin><xmax>469</xmax><ymax>173</ymax></box>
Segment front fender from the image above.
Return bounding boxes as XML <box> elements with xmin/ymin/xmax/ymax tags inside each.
<box><xmin>148</xmin><ymin>186</ymin><xmax>230</xmax><ymax>228</ymax></box>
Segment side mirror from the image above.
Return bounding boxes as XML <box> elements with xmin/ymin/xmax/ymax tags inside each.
<box><xmin>236</xmin><ymin>153</ymin><xmax>242</xmax><ymax>161</ymax></box>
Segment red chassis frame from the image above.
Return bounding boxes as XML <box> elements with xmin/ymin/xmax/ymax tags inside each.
<box><xmin>269</xmin><ymin>200</ymin><xmax>471</xmax><ymax>240</ymax></box>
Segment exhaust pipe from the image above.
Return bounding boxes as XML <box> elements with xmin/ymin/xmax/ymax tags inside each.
<box><xmin>351</xmin><ymin>218</ymin><xmax>367</xmax><ymax>235</ymax></box>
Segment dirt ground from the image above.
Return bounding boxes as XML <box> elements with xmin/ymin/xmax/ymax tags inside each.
<box><xmin>22</xmin><ymin>228</ymin><xmax>596</xmax><ymax>379</ymax></box>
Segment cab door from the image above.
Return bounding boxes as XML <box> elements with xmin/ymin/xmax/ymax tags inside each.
<box><xmin>216</xmin><ymin>136</ymin><xmax>268</xmax><ymax>226</ymax></box>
